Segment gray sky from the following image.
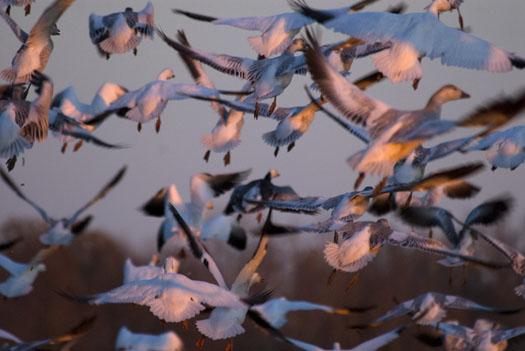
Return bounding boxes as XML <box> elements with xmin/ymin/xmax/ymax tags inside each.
<box><xmin>1</xmin><ymin>0</ymin><xmax>524</xmax><ymax>254</ymax></box>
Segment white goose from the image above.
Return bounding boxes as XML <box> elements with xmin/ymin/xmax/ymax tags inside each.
<box><xmin>140</xmin><ymin>169</ymin><xmax>251</xmax><ymax>253</ymax></box>
<box><xmin>363</xmin><ymin>292</ymin><xmax>521</xmax><ymax>327</ymax></box>
<box><xmin>322</xmin><ymin>218</ymin><xmax>503</xmax><ymax>274</ymax></box>
<box><xmin>0</xmin><ymin>72</ymin><xmax>52</xmax><ymax>171</ymax></box>
<box><xmin>102</xmin><ymin>68</ymin><xmax>244</xmax><ymax>132</ymax></box>
<box><xmin>50</xmin><ymin>82</ymin><xmax>127</xmax><ymax>152</ymax></box>
<box><xmin>465</xmin><ymin>126</ymin><xmax>525</xmax><ymax>171</ymax></box>
<box><xmin>175</xmin><ymin>30</ymin><xmax>247</xmax><ymax>166</ymax></box>
<box><xmin>293</xmin><ymin>1</ymin><xmax>525</xmax><ymax>86</ymax></box>
<box><xmin>115</xmin><ymin>327</ymin><xmax>183</xmax><ymax>351</ymax></box>
<box><xmin>89</xmin><ymin>2</ymin><xmax>154</xmax><ymax>59</ymax></box>
<box><xmin>172</xmin><ymin>0</ymin><xmax>380</xmax><ymax>58</ymax></box>
<box><xmin>304</xmin><ymin>30</ymin><xmax>471</xmax><ymax>184</ymax></box>
<box><xmin>0</xmin><ymin>165</ymin><xmax>126</xmax><ymax>246</ymax></box>
<box><xmin>433</xmin><ymin>319</ymin><xmax>525</xmax><ymax>351</ymax></box>
<box><xmin>0</xmin><ymin>247</ymin><xmax>55</xmax><ymax>298</ymax></box>
<box><xmin>0</xmin><ymin>0</ymin><xmax>75</xmax><ymax>83</ymax></box>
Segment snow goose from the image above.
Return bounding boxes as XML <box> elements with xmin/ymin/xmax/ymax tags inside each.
<box><xmin>0</xmin><ymin>72</ymin><xmax>52</xmax><ymax>171</ymax></box>
<box><xmin>254</xmin><ymin>163</ymin><xmax>484</xmax><ymax>227</ymax></box>
<box><xmin>50</xmin><ymin>82</ymin><xmax>127</xmax><ymax>152</ymax></box>
<box><xmin>115</xmin><ymin>327</ymin><xmax>183</xmax><ymax>351</ymax></box>
<box><xmin>426</xmin><ymin>0</ymin><xmax>465</xmax><ymax>30</ymax></box>
<box><xmin>67</xmin><ymin>259</ymin><xmax>246</xmax><ymax>324</ymax></box>
<box><xmin>140</xmin><ymin>169</ymin><xmax>250</xmax><ymax>252</ymax></box>
<box><xmin>464</xmin><ymin>126</ymin><xmax>525</xmax><ymax>171</ymax></box>
<box><xmin>304</xmin><ymin>30</ymin><xmax>472</xmax><ymax>186</ymax></box>
<box><xmin>0</xmin><ymin>165</ymin><xmax>126</xmax><ymax>246</ymax></box>
<box><xmin>172</xmin><ymin>0</ymin><xmax>382</xmax><ymax>58</ymax></box>
<box><xmin>0</xmin><ymin>246</ymin><xmax>56</xmax><ymax>298</ymax></box>
<box><xmin>292</xmin><ymin>1</ymin><xmax>525</xmax><ymax>87</ymax></box>
<box><xmin>1</xmin><ymin>0</ymin><xmax>35</xmax><ymax>16</ymax></box>
<box><xmin>432</xmin><ymin>319</ymin><xmax>525</xmax><ymax>351</ymax></box>
<box><xmin>286</xmin><ymin>326</ymin><xmax>404</xmax><ymax>351</ymax></box>
<box><xmin>321</xmin><ymin>218</ymin><xmax>505</xmax><ymax>275</ymax></box>
<box><xmin>224</xmin><ymin>169</ymin><xmax>299</xmax><ymax>221</ymax></box>
<box><xmin>175</xmin><ymin>30</ymin><xmax>248</xmax><ymax>166</ymax></box>
<box><xmin>89</xmin><ymin>2</ymin><xmax>154</xmax><ymax>59</ymax></box>
<box><xmin>0</xmin><ymin>0</ymin><xmax>75</xmax><ymax>83</ymax></box>
<box><xmin>399</xmin><ymin>196</ymin><xmax>514</xmax><ymax>267</ymax></box>
<box><xmin>101</xmin><ymin>68</ymin><xmax>245</xmax><ymax>132</ymax></box>
<box><xmin>356</xmin><ymin>292</ymin><xmax>521</xmax><ymax>327</ymax></box>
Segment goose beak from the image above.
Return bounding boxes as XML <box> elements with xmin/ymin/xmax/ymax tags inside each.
<box><xmin>460</xmin><ymin>90</ymin><xmax>470</xmax><ymax>99</ymax></box>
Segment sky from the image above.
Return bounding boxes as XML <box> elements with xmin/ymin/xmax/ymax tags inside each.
<box><xmin>0</xmin><ymin>0</ymin><xmax>524</xmax><ymax>255</ymax></box>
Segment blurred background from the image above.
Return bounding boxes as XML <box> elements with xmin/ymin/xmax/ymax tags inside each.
<box><xmin>1</xmin><ymin>0</ymin><xmax>525</xmax><ymax>349</ymax></box>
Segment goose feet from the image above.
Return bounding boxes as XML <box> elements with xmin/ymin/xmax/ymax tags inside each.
<box><xmin>354</xmin><ymin>172</ymin><xmax>365</xmax><ymax>190</ymax></box>
<box><xmin>24</xmin><ymin>4</ymin><xmax>31</xmax><ymax>16</ymax></box>
<box><xmin>155</xmin><ymin>116</ymin><xmax>161</xmax><ymax>133</ymax></box>
<box><xmin>73</xmin><ymin>140</ymin><xmax>83</xmax><ymax>152</ymax></box>
<box><xmin>268</xmin><ymin>97</ymin><xmax>277</xmax><ymax>115</ymax></box>
<box><xmin>287</xmin><ymin>142</ymin><xmax>295</xmax><ymax>152</ymax></box>
<box><xmin>223</xmin><ymin>151</ymin><xmax>231</xmax><ymax>166</ymax></box>
<box><xmin>6</xmin><ymin>156</ymin><xmax>16</xmax><ymax>171</ymax></box>
<box><xmin>203</xmin><ymin>150</ymin><xmax>211</xmax><ymax>162</ymax></box>
<box><xmin>137</xmin><ymin>122</ymin><xmax>142</xmax><ymax>132</ymax></box>
<box><xmin>61</xmin><ymin>142</ymin><xmax>68</xmax><ymax>153</ymax></box>
<box><xmin>273</xmin><ymin>147</ymin><xmax>279</xmax><ymax>157</ymax></box>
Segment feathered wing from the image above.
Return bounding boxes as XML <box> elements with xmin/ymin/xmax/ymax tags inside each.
<box><xmin>231</xmin><ymin>235</ymin><xmax>269</xmax><ymax>296</ymax></box>
<box><xmin>26</xmin><ymin>0</ymin><xmax>75</xmax><ymax>48</ymax></box>
<box><xmin>303</xmin><ymin>28</ymin><xmax>391</xmax><ymax>128</ymax></box>
<box><xmin>157</xmin><ymin>29</ymin><xmax>255</xmax><ymax>80</ymax></box>
<box><xmin>0</xmin><ymin>253</ymin><xmax>27</xmax><ymax>276</ymax></box>
<box><xmin>0</xmin><ymin>166</ymin><xmax>51</xmax><ymax>223</ymax></box>
<box><xmin>0</xmin><ymin>9</ymin><xmax>28</xmax><ymax>42</ymax></box>
<box><xmin>65</xmin><ymin>166</ymin><xmax>126</xmax><ymax>226</ymax></box>
<box><xmin>398</xmin><ymin>206</ymin><xmax>458</xmax><ymax>246</ymax></box>
<box><xmin>351</xmin><ymin>327</ymin><xmax>404</xmax><ymax>351</ymax></box>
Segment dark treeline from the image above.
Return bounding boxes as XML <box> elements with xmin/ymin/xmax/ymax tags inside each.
<box><xmin>1</xmin><ymin>217</ymin><xmax>524</xmax><ymax>350</ymax></box>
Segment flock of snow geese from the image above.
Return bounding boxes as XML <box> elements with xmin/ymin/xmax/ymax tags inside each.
<box><xmin>1</xmin><ymin>0</ymin><xmax>525</xmax><ymax>349</ymax></box>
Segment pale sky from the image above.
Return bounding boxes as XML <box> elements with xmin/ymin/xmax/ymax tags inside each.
<box><xmin>1</xmin><ymin>0</ymin><xmax>524</xmax><ymax>254</ymax></box>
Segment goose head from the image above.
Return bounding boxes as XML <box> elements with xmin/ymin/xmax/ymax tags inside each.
<box><xmin>265</xmin><ymin>169</ymin><xmax>280</xmax><ymax>180</ymax></box>
<box><xmin>426</xmin><ymin>0</ymin><xmax>454</xmax><ymax>16</ymax></box>
<box><xmin>158</xmin><ymin>68</ymin><xmax>175</xmax><ymax>81</ymax></box>
<box><xmin>427</xmin><ymin>84</ymin><xmax>470</xmax><ymax>108</ymax></box>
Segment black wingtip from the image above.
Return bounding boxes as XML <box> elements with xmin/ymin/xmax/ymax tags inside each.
<box><xmin>70</xmin><ymin>215</ymin><xmax>93</xmax><ymax>235</ymax></box>
<box><xmin>510</xmin><ymin>54</ymin><xmax>525</xmax><ymax>69</ymax></box>
<box><xmin>227</xmin><ymin>225</ymin><xmax>247</xmax><ymax>250</ymax></box>
<box><xmin>172</xmin><ymin>8</ymin><xmax>218</xmax><ymax>23</ymax></box>
<box><xmin>289</xmin><ymin>0</ymin><xmax>335</xmax><ymax>23</ymax></box>
<box><xmin>140</xmin><ymin>188</ymin><xmax>167</xmax><ymax>217</ymax></box>
<box><xmin>0</xmin><ymin>236</ymin><xmax>22</xmax><ymax>252</ymax></box>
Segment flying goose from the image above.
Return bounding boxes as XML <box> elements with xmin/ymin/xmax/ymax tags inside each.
<box><xmin>100</xmin><ymin>68</ymin><xmax>246</xmax><ymax>132</ymax></box>
<box><xmin>0</xmin><ymin>72</ymin><xmax>52</xmax><ymax>171</ymax></box>
<box><xmin>140</xmin><ymin>169</ymin><xmax>251</xmax><ymax>252</ymax></box>
<box><xmin>286</xmin><ymin>326</ymin><xmax>404</xmax><ymax>351</ymax></box>
<box><xmin>464</xmin><ymin>126</ymin><xmax>525</xmax><ymax>171</ymax></box>
<box><xmin>426</xmin><ymin>0</ymin><xmax>465</xmax><ymax>30</ymax></box>
<box><xmin>172</xmin><ymin>0</ymin><xmax>390</xmax><ymax>58</ymax></box>
<box><xmin>50</xmin><ymin>82</ymin><xmax>127</xmax><ymax>152</ymax></box>
<box><xmin>399</xmin><ymin>196</ymin><xmax>514</xmax><ymax>266</ymax></box>
<box><xmin>304</xmin><ymin>29</ymin><xmax>472</xmax><ymax>187</ymax></box>
<box><xmin>0</xmin><ymin>0</ymin><xmax>75</xmax><ymax>83</ymax></box>
<box><xmin>224</xmin><ymin>169</ymin><xmax>299</xmax><ymax>221</ymax></box>
<box><xmin>0</xmin><ymin>246</ymin><xmax>56</xmax><ymax>298</ymax></box>
<box><xmin>89</xmin><ymin>2</ymin><xmax>154</xmax><ymax>59</ymax></box>
<box><xmin>175</xmin><ymin>30</ymin><xmax>247</xmax><ymax>166</ymax></box>
<box><xmin>0</xmin><ymin>165</ymin><xmax>126</xmax><ymax>246</ymax></box>
<box><xmin>431</xmin><ymin>319</ymin><xmax>525</xmax><ymax>351</ymax></box>
<box><xmin>252</xmin><ymin>163</ymin><xmax>484</xmax><ymax>225</ymax></box>
<box><xmin>292</xmin><ymin>1</ymin><xmax>525</xmax><ymax>86</ymax></box>
<box><xmin>357</xmin><ymin>292</ymin><xmax>522</xmax><ymax>327</ymax></box>
<box><xmin>1</xmin><ymin>0</ymin><xmax>35</xmax><ymax>16</ymax></box>
<box><xmin>115</xmin><ymin>327</ymin><xmax>183</xmax><ymax>351</ymax></box>
<box><xmin>321</xmin><ymin>219</ymin><xmax>504</xmax><ymax>275</ymax></box>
